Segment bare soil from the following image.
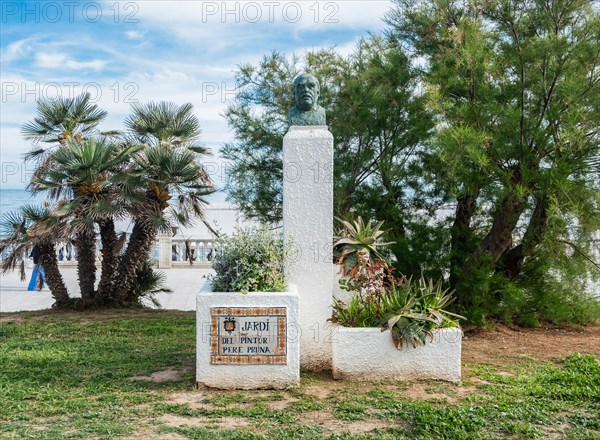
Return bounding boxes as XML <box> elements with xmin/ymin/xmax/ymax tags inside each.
<box><xmin>462</xmin><ymin>324</ymin><xmax>600</xmax><ymax>368</ymax></box>
<box><xmin>130</xmin><ymin>367</ymin><xmax>183</xmax><ymax>383</ymax></box>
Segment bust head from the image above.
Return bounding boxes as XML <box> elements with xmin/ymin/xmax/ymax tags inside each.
<box><xmin>293</xmin><ymin>73</ymin><xmax>320</xmax><ymax>111</ymax></box>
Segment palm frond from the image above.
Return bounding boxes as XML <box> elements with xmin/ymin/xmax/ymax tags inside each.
<box><xmin>21</xmin><ymin>93</ymin><xmax>107</xmax><ymax>145</ymax></box>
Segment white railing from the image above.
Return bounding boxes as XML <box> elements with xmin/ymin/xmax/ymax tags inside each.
<box><xmin>170</xmin><ymin>238</ymin><xmax>215</xmax><ymax>266</ymax></box>
<box><xmin>46</xmin><ymin>235</ymin><xmax>215</xmax><ymax>269</ymax></box>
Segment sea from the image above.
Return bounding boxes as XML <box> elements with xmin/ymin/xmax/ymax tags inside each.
<box><xmin>0</xmin><ymin>189</ymin><xmax>46</xmax><ymax>218</ymax></box>
<box><xmin>0</xmin><ymin>188</ymin><xmax>228</xmax><ymax>219</ymax></box>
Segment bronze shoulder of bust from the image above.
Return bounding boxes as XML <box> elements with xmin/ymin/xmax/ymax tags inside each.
<box><xmin>288</xmin><ymin>105</ymin><xmax>326</xmax><ymax>126</ymax></box>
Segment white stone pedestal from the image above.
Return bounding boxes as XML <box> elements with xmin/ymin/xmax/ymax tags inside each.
<box><xmin>196</xmin><ymin>283</ymin><xmax>300</xmax><ymax>389</ymax></box>
<box><xmin>283</xmin><ymin>126</ymin><xmax>334</xmax><ymax>371</ymax></box>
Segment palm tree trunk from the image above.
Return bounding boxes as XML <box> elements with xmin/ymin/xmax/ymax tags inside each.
<box><xmin>38</xmin><ymin>242</ymin><xmax>70</xmax><ymax>307</ymax></box>
<box><xmin>75</xmin><ymin>229</ymin><xmax>97</xmax><ymax>305</ymax></box>
<box><xmin>112</xmin><ymin>220</ymin><xmax>158</xmax><ymax>305</ymax></box>
<box><xmin>96</xmin><ymin>219</ymin><xmax>118</xmax><ymax>304</ymax></box>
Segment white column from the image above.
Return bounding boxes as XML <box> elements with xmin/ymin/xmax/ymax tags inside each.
<box><xmin>157</xmin><ymin>232</ymin><xmax>172</xmax><ymax>269</ymax></box>
<box><xmin>283</xmin><ymin>126</ymin><xmax>334</xmax><ymax>371</ymax></box>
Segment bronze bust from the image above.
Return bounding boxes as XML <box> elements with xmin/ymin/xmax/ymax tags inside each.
<box><xmin>288</xmin><ymin>73</ymin><xmax>326</xmax><ymax>126</ymax></box>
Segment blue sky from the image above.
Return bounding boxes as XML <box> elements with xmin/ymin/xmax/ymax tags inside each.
<box><xmin>0</xmin><ymin>0</ymin><xmax>393</xmax><ymax>191</ymax></box>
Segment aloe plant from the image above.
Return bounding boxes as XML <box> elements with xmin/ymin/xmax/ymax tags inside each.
<box><xmin>332</xmin><ymin>215</ymin><xmax>465</xmax><ymax>349</ymax></box>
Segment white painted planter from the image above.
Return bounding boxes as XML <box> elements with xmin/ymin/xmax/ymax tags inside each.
<box><xmin>196</xmin><ymin>283</ymin><xmax>300</xmax><ymax>389</ymax></box>
<box><xmin>332</xmin><ymin>326</ymin><xmax>462</xmax><ymax>382</ymax></box>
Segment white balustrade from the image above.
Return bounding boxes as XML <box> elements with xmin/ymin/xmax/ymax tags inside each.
<box><xmin>47</xmin><ymin>235</ymin><xmax>215</xmax><ymax>268</ymax></box>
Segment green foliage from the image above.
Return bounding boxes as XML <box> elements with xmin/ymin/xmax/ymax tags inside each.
<box><xmin>123</xmin><ymin>100</ymin><xmax>214</xmax><ymax>225</ymax></box>
<box><xmin>125</xmin><ymin>101</ymin><xmax>204</xmax><ymax>148</ymax></box>
<box><xmin>222</xmin><ymin>18</ymin><xmax>600</xmax><ymax>325</ymax></box>
<box><xmin>0</xmin><ymin>311</ymin><xmax>196</xmax><ymax>438</ymax></box>
<box><xmin>222</xmin><ymin>37</ymin><xmax>433</xmax><ymax>273</ymax></box>
<box><xmin>459</xmin><ymin>254</ymin><xmax>600</xmax><ymax>326</ymax></box>
<box><xmin>384</xmin><ymin>0</ymin><xmax>600</xmax><ymax>324</ymax></box>
<box><xmin>333</xmin><ymin>215</ymin><xmax>464</xmax><ymax>347</ymax></box>
<box><xmin>383</xmin><ymin>277</ymin><xmax>465</xmax><ymax>348</ymax></box>
<box><xmin>332</xmin><ymin>294</ymin><xmax>384</xmax><ymax>328</ymax></box>
<box><xmin>209</xmin><ymin>227</ymin><xmax>287</xmax><ymax>293</ymax></box>
<box><xmin>15</xmin><ymin>94</ymin><xmax>214</xmax><ymax>308</ymax></box>
<box><xmin>127</xmin><ymin>260</ymin><xmax>173</xmax><ymax>307</ymax></box>
<box><xmin>529</xmin><ymin>354</ymin><xmax>600</xmax><ymax>402</ymax></box>
<box><xmin>21</xmin><ymin>92</ymin><xmax>108</xmax><ymax>146</ymax></box>
<box><xmin>0</xmin><ymin>204</ymin><xmax>63</xmax><ymax>275</ymax></box>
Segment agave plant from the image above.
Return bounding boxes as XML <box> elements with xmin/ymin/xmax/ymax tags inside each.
<box><xmin>331</xmin><ymin>216</ymin><xmax>465</xmax><ymax>349</ymax></box>
<box><xmin>332</xmin><ymin>272</ymin><xmax>466</xmax><ymax>349</ymax></box>
<box><xmin>334</xmin><ymin>216</ymin><xmax>396</xmax><ymax>278</ymax></box>
<box><xmin>381</xmin><ymin>276</ymin><xmax>466</xmax><ymax>348</ymax></box>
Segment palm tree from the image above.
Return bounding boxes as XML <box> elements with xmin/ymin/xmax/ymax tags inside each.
<box><xmin>20</xmin><ymin>94</ymin><xmax>112</xmax><ymax>305</ymax></box>
<box><xmin>19</xmin><ymin>95</ymin><xmax>213</xmax><ymax>308</ymax></box>
<box><xmin>0</xmin><ymin>205</ymin><xmax>70</xmax><ymax>307</ymax></box>
<box><xmin>21</xmin><ymin>93</ymin><xmax>111</xmax><ymax>160</ymax></box>
<box><xmin>111</xmin><ymin>102</ymin><xmax>214</xmax><ymax>304</ymax></box>
<box><xmin>31</xmin><ymin>137</ymin><xmax>142</xmax><ymax>305</ymax></box>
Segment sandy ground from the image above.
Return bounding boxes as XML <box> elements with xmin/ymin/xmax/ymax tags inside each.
<box><xmin>0</xmin><ymin>265</ymin><xmax>213</xmax><ymax>312</ymax></box>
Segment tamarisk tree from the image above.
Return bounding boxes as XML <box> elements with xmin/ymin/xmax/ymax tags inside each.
<box><xmin>387</xmin><ymin>0</ymin><xmax>600</xmax><ymax>322</ymax></box>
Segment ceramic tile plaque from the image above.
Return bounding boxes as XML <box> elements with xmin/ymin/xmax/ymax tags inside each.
<box><xmin>210</xmin><ymin>307</ymin><xmax>287</xmax><ymax>365</ymax></box>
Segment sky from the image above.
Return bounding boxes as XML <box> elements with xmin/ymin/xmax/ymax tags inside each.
<box><xmin>0</xmin><ymin>0</ymin><xmax>394</xmax><ymax>193</ymax></box>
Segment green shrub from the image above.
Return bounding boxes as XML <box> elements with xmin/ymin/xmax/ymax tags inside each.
<box><xmin>463</xmin><ymin>255</ymin><xmax>600</xmax><ymax>326</ymax></box>
<box><xmin>208</xmin><ymin>227</ymin><xmax>286</xmax><ymax>293</ymax></box>
<box><xmin>128</xmin><ymin>259</ymin><xmax>172</xmax><ymax>307</ymax></box>
<box><xmin>517</xmin><ymin>257</ymin><xmax>600</xmax><ymax>326</ymax></box>
<box><xmin>455</xmin><ymin>253</ymin><xmax>600</xmax><ymax>326</ymax></box>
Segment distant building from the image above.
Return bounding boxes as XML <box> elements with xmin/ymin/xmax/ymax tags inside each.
<box><xmin>113</xmin><ymin>202</ymin><xmax>257</xmax><ymax>239</ymax></box>
<box><xmin>113</xmin><ymin>203</ymin><xmax>259</xmax><ymax>267</ymax></box>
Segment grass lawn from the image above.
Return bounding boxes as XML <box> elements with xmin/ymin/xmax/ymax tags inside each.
<box><xmin>0</xmin><ymin>310</ymin><xmax>598</xmax><ymax>439</ymax></box>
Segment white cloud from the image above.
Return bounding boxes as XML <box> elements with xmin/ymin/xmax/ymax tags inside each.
<box><xmin>1</xmin><ymin>39</ymin><xmax>34</xmax><ymax>63</ymax></box>
<box><xmin>2</xmin><ymin>1</ymin><xmax>396</xmax><ymax>188</ymax></box>
<box><xmin>125</xmin><ymin>30</ymin><xmax>145</xmax><ymax>40</ymax></box>
<box><xmin>35</xmin><ymin>52</ymin><xmax>108</xmax><ymax>71</ymax></box>
<box><xmin>34</xmin><ymin>52</ymin><xmax>68</xmax><ymax>68</ymax></box>
<box><xmin>118</xmin><ymin>1</ymin><xmax>393</xmax><ymax>48</ymax></box>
